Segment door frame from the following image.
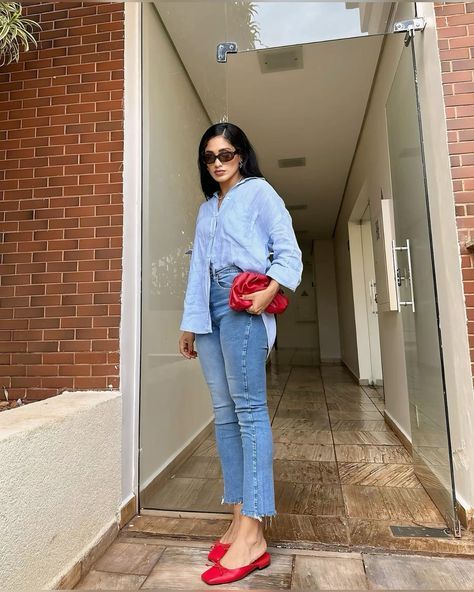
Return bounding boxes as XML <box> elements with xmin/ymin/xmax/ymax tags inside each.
<box><xmin>348</xmin><ymin>184</ymin><xmax>383</xmax><ymax>386</ymax></box>
<box><xmin>121</xmin><ymin>1</ymin><xmax>143</xmax><ymax>513</ymax></box>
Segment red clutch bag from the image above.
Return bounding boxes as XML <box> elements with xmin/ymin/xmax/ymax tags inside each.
<box><xmin>229</xmin><ymin>272</ymin><xmax>289</xmax><ymax>314</ymax></box>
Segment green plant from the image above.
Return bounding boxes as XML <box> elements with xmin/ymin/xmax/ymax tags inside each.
<box><xmin>0</xmin><ymin>2</ymin><xmax>41</xmax><ymax>67</ymax></box>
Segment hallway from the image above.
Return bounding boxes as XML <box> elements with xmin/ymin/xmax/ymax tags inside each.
<box><xmin>139</xmin><ymin>355</ymin><xmax>472</xmax><ymax>551</ymax></box>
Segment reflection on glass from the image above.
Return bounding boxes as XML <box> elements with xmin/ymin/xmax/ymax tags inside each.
<box><xmin>139</xmin><ymin>2</ymin><xmax>221</xmax><ymax>510</ymax></box>
<box><xmin>386</xmin><ymin>38</ymin><xmax>458</xmax><ymax>534</ymax></box>
<box><xmin>251</xmin><ymin>2</ymin><xmax>367</xmax><ymax>49</ymax></box>
<box><xmin>224</xmin><ymin>1</ymin><xmax>397</xmax><ymax>53</ymax></box>
<box><xmin>155</xmin><ymin>0</ymin><xmax>229</xmax><ymax>122</ymax></box>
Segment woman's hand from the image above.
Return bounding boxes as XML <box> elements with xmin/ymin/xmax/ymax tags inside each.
<box><xmin>179</xmin><ymin>331</ymin><xmax>198</xmax><ymax>359</ymax></box>
<box><xmin>242</xmin><ymin>280</ymin><xmax>280</xmax><ymax>315</ymax></box>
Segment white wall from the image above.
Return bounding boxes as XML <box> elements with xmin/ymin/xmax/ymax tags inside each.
<box><xmin>120</xmin><ymin>0</ymin><xmax>141</xmax><ymax>511</ymax></box>
<box><xmin>0</xmin><ymin>392</ymin><xmax>121</xmax><ymax>591</ymax></box>
<box><xmin>313</xmin><ymin>239</ymin><xmax>341</xmax><ymax>363</ymax></box>
<box><xmin>334</xmin><ymin>219</ymin><xmax>360</xmax><ymax>378</ymax></box>
<box><xmin>139</xmin><ymin>3</ymin><xmax>214</xmax><ymax>489</ymax></box>
<box><xmin>334</xmin><ymin>1</ymin><xmax>474</xmax><ymax>515</ymax></box>
<box><xmin>415</xmin><ymin>1</ymin><xmax>474</xmax><ymax>521</ymax></box>
<box><xmin>334</xmin><ymin>1</ymin><xmax>418</xmax><ymax>437</ymax></box>
<box><xmin>277</xmin><ymin>242</ymin><xmax>319</xmax><ymax>352</ymax></box>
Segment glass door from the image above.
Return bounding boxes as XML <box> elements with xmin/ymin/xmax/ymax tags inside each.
<box><xmin>139</xmin><ymin>1</ymin><xmax>393</xmax><ymax>515</ymax></box>
<box><xmin>385</xmin><ymin>30</ymin><xmax>460</xmax><ymax>536</ymax></box>
<box><xmin>139</xmin><ymin>1</ymin><xmax>229</xmax><ymax>511</ymax></box>
<box><xmin>140</xmin><ymin>3</ymin><xmax>460</xmax><ymax>534</ymax></box>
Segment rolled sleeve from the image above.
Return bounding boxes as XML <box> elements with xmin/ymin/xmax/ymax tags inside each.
<box><xmin>259</xmin><ymin>185</ymin><xmax>303</xmax><ymax>292</ymax></box>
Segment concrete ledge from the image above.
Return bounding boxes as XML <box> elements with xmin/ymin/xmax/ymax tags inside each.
<box><xmin>0</xmin><ymin>390</ymin><xmax>122</xmax><ymax>591</ymax></box>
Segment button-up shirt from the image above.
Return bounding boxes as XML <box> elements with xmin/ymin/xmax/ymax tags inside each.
<box><xmin>180</xmin><ymin>176</ymin><xmax>303</xmax><ymax>354</ymax></box>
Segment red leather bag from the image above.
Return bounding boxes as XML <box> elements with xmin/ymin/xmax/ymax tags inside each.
<box><xmin>229</xmin><ymin>272</ymin><xmax>289</xmax><ymax>314</ymax></box>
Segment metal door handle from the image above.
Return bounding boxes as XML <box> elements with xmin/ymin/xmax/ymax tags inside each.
<box><xmin>391</xmin><ymin>238</ymin><xmax>415</xmax><ymax>312</ymax></box>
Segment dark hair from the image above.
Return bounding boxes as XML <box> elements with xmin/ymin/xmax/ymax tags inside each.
<box><xmin>198</xmin><ymin>122</ymin><xmax>264</xmax><ymax>199</ymax></box>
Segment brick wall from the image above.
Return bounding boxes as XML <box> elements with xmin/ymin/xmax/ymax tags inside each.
<box><xmin>435</xmin><ymin>2</ymin><xmax>474</xmax><ymax>382</ymax></box>
<box><xmin>0</xmin><ymin>2</ymin><xmax>124</xmax><ymax>401</ymax></box>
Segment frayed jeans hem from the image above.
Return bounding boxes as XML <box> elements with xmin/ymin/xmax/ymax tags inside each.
<box><xmin>240</xmin><ymin>509</ymin><xmax>277</xmax><ymax>528</ymax></box>
<box><xmin>221</xmin><ymin>496</ymin><xmax>244</xmax><ymax>505</ymax></box>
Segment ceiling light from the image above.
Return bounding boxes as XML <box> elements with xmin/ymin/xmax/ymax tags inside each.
<box><xmin>287</xmin><ymin>204</ymin><xmax>308</xmax><ymax>211</ymax></box>
<box><xmin>258</xmin><ymin>46</ymin><xmax>303</xmax><ymax>74</ymax></box>
<box><xmin>278</xmin><ymin>157</ymin><xmax>306</xmax><ymax>168</ymax></box>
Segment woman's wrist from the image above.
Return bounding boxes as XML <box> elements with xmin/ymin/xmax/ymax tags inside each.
<box><xmin>266</xmin><ymin>279</ymin><xmax>280</xmax><ymax>296</ymax></box>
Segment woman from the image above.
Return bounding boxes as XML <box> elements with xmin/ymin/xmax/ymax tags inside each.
<box><xmin>179</xmin><ymin>123</ymin><xmax>303</xmax><ymax>585</ymax></box>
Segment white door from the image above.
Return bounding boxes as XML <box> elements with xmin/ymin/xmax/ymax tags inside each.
<box><xmin>361</xmin><ymin>207</ymin><xmax>383</xmax><ymax>385</ymax></box>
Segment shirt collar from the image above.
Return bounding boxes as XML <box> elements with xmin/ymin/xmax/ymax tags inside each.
<box><xmin>212</xmin><ymin>176</ymin><xmax>258</xmax><ymax>199</ymax></box>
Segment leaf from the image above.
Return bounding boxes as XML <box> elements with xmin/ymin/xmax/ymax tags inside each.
<box><xmin>0</xmin><ymin>1</ymin><xmax>41</xmax><ymax>66</ymax></box>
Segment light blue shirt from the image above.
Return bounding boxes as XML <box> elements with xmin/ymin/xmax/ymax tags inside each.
<box><xmin>180</xmin><ymin>176</ymin><xmax>303</xmax><ymax>354</ymax></box>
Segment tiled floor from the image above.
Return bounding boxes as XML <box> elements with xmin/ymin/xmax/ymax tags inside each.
<box><xmin>73</xmin><ymin>354</ymin><xmax>474</xmax><ymax>589</ymax></box>
<box><xmin>74</xmin><ymin>536</ymin><xmax>474</xmax><ymax>590</ymax></box>
<box><xmin>142</xmin><ymin>353</ymin><xmax>458</xmax><ymax>549</ymax></box>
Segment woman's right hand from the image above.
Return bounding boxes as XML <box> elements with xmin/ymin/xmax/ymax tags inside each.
<box><xmin>179</xmin><ymin>331</ymin><xmax>197</xmax><ymax>359</ymax></box>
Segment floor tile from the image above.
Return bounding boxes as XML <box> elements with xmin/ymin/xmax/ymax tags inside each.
<box><xmin>335</xmin><ymin>445</ymin><xmax>412</xmax><ymax>464</ymax></box>
<box><xmin>331</xmin><ymin>420</ymin><xmax>390</xmax><ymax>432</ymax></box>
<box><xmin>333</xmin><ymin>431</ymin><xmax>402</xmax><ymax>446</ymax></box>
<box><xmin>274</xmin><ymin>442</ymin><xmax>335</xmax><ymax>462</ymax></box>
<box><xmin>92</xmin><ymin>541</ymin><xmax>165</xmax><ymax>576</ymax></box>
<box><xmin>363</xmin><ymin>553</ymin><xmax>474</xmax><ymax>589</ymax></box>
<box><xmin>143</xmin><ymin>477</ymin><xmax>224</xmax><ymax>512</ymax></box>
<box><xmin>338</xmin><ymin>463</ymin><xmax>421</xmax><ymax>488</ymax></box>
<box><xmin>276</xmin><ymin>481</ymin><xmax>345</xmax><ymax>516</ymax></box>
<box><xmin>272</xmin><ymin>427</ymin><xmax>333</xmax><ymax>445</ymax></box>
<box><xmin>175</xmin><ymin>456</ymin><xmax>221</xmax><ymax>479</ymax></box>
<box><xmin>273</xmin><ymin>408</ymin><xmax>331</xmax><ymax>425</ymax></box>
<box><xmin>267</xmin><ymin>513</ymin><xmax>349</xmax><ymax>546</ymax></box>
<box><xmin>277</xmin><ymin>398</ymin><xmax>327</xmax><ymax>411</ymax></box>
<box><xmin>292</xmin><ymin>555</ymin><xmax>368</xmax><ymax>589</ymax></box>
<box><xmin>273</xmin><ymin>460</ymin><xmax>339</xmax><ymax>484</ymax></box>
<box><xmin>123</xmin><ymin>515</ymin><xmax>229</xmax><ymax>540</ymax></box>
<box><xmin>342</xmin><ymin>485</ymin><xmax>443</xmax><ymax>522</ymax></box>
<box><xmin>349</xmin><ymin>518</ymin><xmax>474</xmax><ymax>554</ymax></box>
<box><xmin>283</xmin><ymin>388</ymin><xmax>325</xmax><ymax>398</ymax></box>
<box><xmin>329</xmin><ymin>410</ymin><xmax>383</xmax><ymax>421</ymax></box>
<box><xmin>75</xmin><ymin>571</ymin><xmax>146</xmax><ymax>590</ymax></box>
<box><xmin>193</xmin><ymin>437</ymin><xmax>218</xmax><ymax>457</ymax></box>
<box><xmin>141</xmin><ymin>546</ymin><xmax>293</xmax><ymax>589</ymax></box>
<box><xmin>327</xmin><ymin>400</ymin><xmax>379</xmax><ymax>412</ymax></box>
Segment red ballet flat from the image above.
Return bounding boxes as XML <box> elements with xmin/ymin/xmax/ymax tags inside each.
<box><xmin>207</xmin><ymin>540</ymin><xmax>231</xmax><ymax>563</ymax></box>
<box><xmin>201</xmin><ymin>551</ymin><xmax>271</xmax><ymax>585</ymax></box>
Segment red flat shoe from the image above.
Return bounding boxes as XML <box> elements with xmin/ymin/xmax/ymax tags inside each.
<box><xmin>207</xmin><ymin>540</ymin><xmax>231</xmax><ymax>563</ymax></box>
<box><xmin>201</xmin><ymin>551</ymin><xmax>271</xmax><ymax>585</ymax></box>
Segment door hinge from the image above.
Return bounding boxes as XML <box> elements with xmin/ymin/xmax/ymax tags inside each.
<box><xmin>216</xmin><ymin>42</ymin><xmax>238</xmax><ymax>63</ymax></box>
<box><xmin>393</xmin><ymin>17</ymin><xmax>426</xmax><ymax>46</ymax></box>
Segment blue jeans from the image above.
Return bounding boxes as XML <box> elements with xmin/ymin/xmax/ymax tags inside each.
<box><xmin>195</xmin><ymin>264</ymin><xmax>276</xmax><ymax>523</ymax></box>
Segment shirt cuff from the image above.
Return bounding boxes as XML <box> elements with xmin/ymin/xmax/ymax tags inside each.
<box><xmin>266</xmin><ymin>266</ymin><xmax>300</xmax><ymax>292</ymax></box>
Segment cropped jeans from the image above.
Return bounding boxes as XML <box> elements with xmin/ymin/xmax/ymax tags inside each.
<box><xmin>195</xmin><ymin>264</ymin><xmax>276</xmax><ymax>524</ymax></box>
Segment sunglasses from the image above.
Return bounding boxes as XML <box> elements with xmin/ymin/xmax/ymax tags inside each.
<box><xmin>203</xmin><ymin>149</ymin><xmax>239</xmax><ymax>165</ymax></box>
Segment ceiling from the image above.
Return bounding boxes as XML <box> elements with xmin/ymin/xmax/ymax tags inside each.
<box><xmin>155</xmin><ymin>2</ymin><xmax>385</xmax><ymax>241</ymax></box>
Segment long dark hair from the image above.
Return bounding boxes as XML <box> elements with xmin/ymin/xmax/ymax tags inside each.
<box><xmin>198</xmin><ymin>123</ymin><xmax>264</xmax><ymax>199</ymax></box>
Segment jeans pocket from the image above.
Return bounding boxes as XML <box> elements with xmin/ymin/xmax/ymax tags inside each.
<box><xmin>215</xmin><ymin>267</ymin><xmax>242</xmax><ymax>289</ymax></box>
<box><xmin>215</xmin><ymin>273</ymin><xmax>237</xmax><ymax>289</ymax></box>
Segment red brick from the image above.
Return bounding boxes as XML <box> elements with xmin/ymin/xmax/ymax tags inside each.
<box><xmin>449</xmin><ymin>36</ymin><xmax>474</xmax><ymax>49</ymax></box>
<box><xmin>447</xmin><ymin>13</ymin><xmax>474</xmax><ymax>26</ymax></box>
<box><xmin>435</xmin><ymin>4</ymin><xmax>466</xmax><ymax>16</ymax></box>
<box><xmin>445</xmin><ymin>92</ymin><xmax>474</xmax><ymax>107</ymax></box>
<box><xmin>440</xmin><ymin>48</ymin><xmax>470</xmax><ymax>61</ymax></box>
<box><xmin>0</xmin><ymin>1</ymin><xmax>124</xmax><ymax>400</ymax></box>
<box><xmin>59</xmin><ymin>340</ymin><xmax>92</xmax><ymax>352</ymax></box>
<box><xmin>74</xmin><ymin>352</ymin><xmax>107</xmax><ymax>364</ymax></box>
<box><xmin>453</xmin><ymin>58</ymin><xmax>474</xmax><ymax>71</ymax></box>
<box><xmin>75</xmin><ymin>376</ymin><xmax>107</xmax><ymax>389</ymax></box>
<box><xmin>449</xmin><ymin>140</ymin><xmax>474</xmax><ymax>153</ymax></box>
<box><xmin>61</xmin><ymin>317</ymin><xmax>92</xmax><ymax>329</ymax></box>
